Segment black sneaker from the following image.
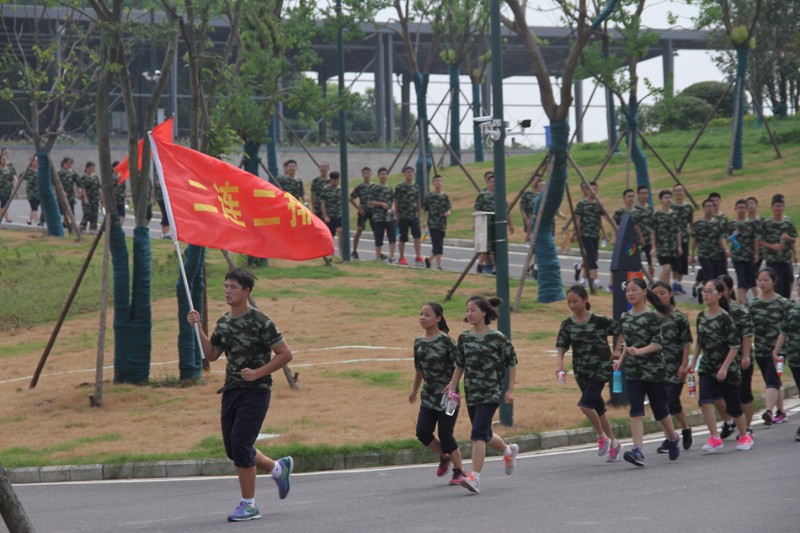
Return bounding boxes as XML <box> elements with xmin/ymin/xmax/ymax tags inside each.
<box><xmin>351</xmin><ymin>251</ymin><xmax>359</xmax><ymax>260</ymax></box>
<box><xmin>573</xmin><ymin>262</ymin><xmax>580</xmax><ymax>281</ymax></box>
<box><xmin>380</xmin><ymin>253</ymin><xmax>388</xmax><ymax>261</ymax></box>
<box><xmin>762</xmin><ymin>411</ymin><xmax>773</xmax><ymax>427</ymax></box>
<box><xmin>623</xmin><ymin>448</ymin><xmax>646</xmax><ymax>467</ymax></box>
<box><xmin>476</xmin><ymin>264</ymin><xmax>483</xmax><ymax>274</ymax></box>
<box><xmin>656</xmin><ymin>439</ymin><xmax>669</xmax><ymax>454</ymax></box>
<box><xmin>795</xmin><ymin>427</ymin><xmax>800</xmax><ymax>442</ymax></box>
<box><xmin>720</xmin><ymin>420</ymin><xmax>735</xmax><ymax>439</ymax></box>
<box><xmin>424</xmin><ymin>257</ymin><xmax>431</xmax><ymax>269</ymax></box>
<box><xmin>667</xmin><ymin>435</ymin><xmax>680</xmax><ymax>461</ymax></box>
<box><xmin>682</xmin><ymin>428</ymin><xmax>693</xmax><ymax>450</ymax></box>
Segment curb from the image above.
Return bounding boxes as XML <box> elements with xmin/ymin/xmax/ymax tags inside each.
<box><xmin>8</xmin><ymin>385</ymin><xmax>796</xmax><ymax>484</ymax></box>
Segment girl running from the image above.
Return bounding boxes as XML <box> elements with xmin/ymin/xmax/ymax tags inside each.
<box><xmin>613</xmin><ymin>277</ymin><xmax>681</xmax><ymax>467</ymax></box>
<box><xmin>448</xmin><ymin>296</ymin><xmax>518</xmax><ymax>494</ymax></box>
<box><xmin>693</xmin><ymin>278</ymin><xmax>752</xmax><ymax>452</ymax></box>
<box><xmin>649</xmin><ymin>281</ymin><xmax>694</xmax><ymax>452</ymax></box>
<box><xmin>409</xmin><ymin>302</ymin><xmax>466</xmax><ymax>486</ymax></box>
<box><xmin>750</xmin><ymin>267</ymin><xmax>790</xmax><ymax>426</ymax></box>
<box><xmin>772</xmin><ymin>278</ymin><xmax>800</xmax><ymax>442</ymax></box>
<box><xmin>556</xmin><ymin>285</ymin><xmax>622</xmax><ymax>462</ymax></box>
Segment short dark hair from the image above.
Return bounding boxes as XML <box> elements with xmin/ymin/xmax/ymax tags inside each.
<box><xmin>377</xmin><ymin>167</ymin><xmax>388</xmax><ymax>175</ymax></box>
<box><xmin>746</xmin><ymin>196</ymin><xmax>758</xmax><ymax>205</ymax></box>
<box><xmin>702</xmin><ymin>198</ymin><xmax>715</xmax><ymax>207</ymax></box>
<box><xmin>708</xmin><ymin>192</ymin><xmax>721</xmax><ymax>200</ymax></box>
<box><xmin>637</xmin><ymin>185</ymin><xmax>649</xmax><ymax>193</ymax></box>
<box><xmin>285</xmin><ymin>159</ymin><xmax>297</xmax><ymax>166</ymax></box>
<box><xmin>85</xmin><ymin>161</ymin><xmax>95</xmax><ymax>170</ymax></box>
<box><xmin>735</xmin><ymin>198</ymin><xmax>747</xmax><ymax>207</ymax></box>
<box><xmin>361</xmin><ymin>166</ymin><xmax>371</xmax><ymax>172</ymax></box>
<box><xmin>402</xmin><ymin>166</ymin><xmax>414</xmax><ymax>173</ymax></box>
<box><xmin>772</xmin><ymin>194</ymin><xmax>785</xmax><ymax>206</ymax></box>
<box><xmin>658</xmin><ymin>190</ymin><xmax>672</xmax><ymax>199</ymax></box>
<box><xmin>622</xmin><ymin>188</ymin><xmax>634</xmax><ymax>197</ymax></box>
<box><xmin>329</xmin><ymin>171</ymin><xmax>340</xmax><ymax>180</ymax></box>
<box><xmin>225</xmin><ymin>269</ymin><xmax>255</xmax><ymax>292</ymax></box>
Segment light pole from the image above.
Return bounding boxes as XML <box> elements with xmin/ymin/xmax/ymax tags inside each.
<box><xmin>337</xmin><ymin>0</ymin><xmax>351</xmax><ymax>260</ymax></box>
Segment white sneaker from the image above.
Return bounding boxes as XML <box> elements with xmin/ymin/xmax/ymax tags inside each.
<box><xmin>460</xmin><ymin>472</ymin><xmax>480</xmax><ymax>494</ymax></box>
<box><xmin>503</xmin><ymin>443</ymin><xmax>519</xmax><ymax>475</ymax></box>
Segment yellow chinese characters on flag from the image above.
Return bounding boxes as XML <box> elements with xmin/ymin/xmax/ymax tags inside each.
<box><xmin>150</xmin><ymin>137</ymin><xmax>333</xmax><ymax>260</ymax></box>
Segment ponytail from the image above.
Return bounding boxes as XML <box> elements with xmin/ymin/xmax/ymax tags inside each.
<box><xmin>425</xmin><ymin>301</ymin><xmax>450</xmax><ymax>334</ymax></box>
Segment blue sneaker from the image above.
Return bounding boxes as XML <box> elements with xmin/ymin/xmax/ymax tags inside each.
<box><xmin>227</xmin><ymin>502</ymin><xmax>261</xmax><ymax>522</ymax></box>
<box><xmin>274</xmin><ymin>456</ymin><xmax>294</xmax><ymax>500</ymax></box>
<box><xmin>667</xmin><ymin>434</ymin><xmax>680</xmax><ymax>461</ymax></box>
<box><xmin>623</xmin><ymin>448</ymin><xmax>646</xmax><ymax>467</ymax></box>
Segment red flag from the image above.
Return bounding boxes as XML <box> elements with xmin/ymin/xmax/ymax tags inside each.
<box><xmin>116</xmin><ymin>118</ymin><xmax>174</xmax><ymax>184</ymax></box>
<box><xmin>150</xmin><ymin>135</ymin><xmax>334</xmax><ymax>261</ymax></box>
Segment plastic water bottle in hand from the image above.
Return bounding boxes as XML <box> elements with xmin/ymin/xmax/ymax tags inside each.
<box><xmin>776</xmin><ymin>356</ymin><xmax>785</xmax><ymax>377</ymax></box>
<box><xmin>687</xmin><ymin>368</ymin><xmax>697</xmax><ymax>397</ymax></box>
<box><xmin>445</xmin><ymin>391</ymin><xmax>460</xmax><ymax>416</ymax></box>
<box><xmin>612</xmin><ymin>370</ymin><xmax>623</xmax><ymax>393</ymax></box>
<box><xmin>557</xmin><ymin>370</ymin><xmax>566</xmax><ymax>384</ymax></box>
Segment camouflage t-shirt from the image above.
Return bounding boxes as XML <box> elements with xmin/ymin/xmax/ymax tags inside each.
<box><xmin>276</xmin><ymin>175</ymin><xmax>305</xmax><ymax>201</ymax></box>
<box><xmin>368</xmin><ymin>183</ymin><xmax>394</xmax><ymax>223</ymax></box>
<box><xmin>57</xmin><ymin>169</ymin><xmax>77</xmax><ymax>201</ymax></box>
<box><xmin>759</xmin><ymin>217</ymin><xmax>797</xmax><ymax>263</ymax></box>
<box><xmin>555</xmin><ymin>313</ymin><xmax>615</xmax><ymax>385</ymax></box>
<box><xmin>613</xmin><ymin>207</ymin><xmax>636</xmax><ymax>234</ymax></box>
<box><xmin>113</xmin><ymin>179</ymin><xmax>126</xmax><ymax>206</ymax></box>
<box><xmin>653</xmin><ymin>209</ymin><xmax>679</xmax><ymax>256</ymax></box>
<box><xmin>423</xmin><ymin>191</ymin><xmax>452</xmax><ymax>231</ymax></box>
<box><xmin>749</xmin><ymin>215</ymin><xmax>765</xmax><ymax>259</ymax></box>
<box><xmin>474</xmin><ymin>190</ymin><xmax>495</xmax><ymax>213</ymax></box>
<box><xmin>310</xmin><ymin>175</ymin><xmax>330</xmax><ymax>214</ymax></box>
<box><xmin>615</xmin><ymin>309</ymin><xmax>665</xmax><ymax>382</ymax></box>
<box><xmin>210</xmin><ymin>307</ymin><xmax>284</xmax><ymax>391</ymax></box>
<box><xmin>633</xmin><ymin>204</ymin><xmax>654</xmax><ymax>239</ymax></box>
<box><xmin>575</xmin><ymin>199</ymin><xmax>602</xmax><ymax>239</ymax></box>
<box><xmin>779</xmin><ymin>302</ymin><xmax>800</xmax><ymax>367</ymax></box>
<box><xmin>349</xmin><ymin>182</ymin><xmax>372</xmax><ymax>215</ymax></box>
<box><xmin>394</xmin><ymin>182</ymin><xmax>420</xmax><ymax>221</ymax></box>
<box><xmin>729</xmin><ymin>301</ymin><xmax>754</xmax><ymax>359</ymax></box>
<box><xmin>696</xmin><ymin>309</ymin><xmax>741</xmax><ymax>384</ymax></box>
<box><xmin>23</xmin><ymin>168</ymin><xmax>38</xmax><ymax>202</ymax></box>
<box><xmin>414</xmin><ymin>332</ymin><xmax>459</xmax><ymax>411</ymax></box>
<box><xmin>456</xmin><ymin>329</ymin><xmax>518</xmax><ymax>406</ymax></box>
<box><xmin>727</xmin><ymin>218</ymin><xmax>757</xmax><ymax>262</ymax></box>
<box><xmin>660</xmin><ymin>309</ymin><xmax>693</xmax><ymax>384</ymax></box>
<box><xmin>80</xmin><ymin>174</ymin><xmax>101</xmax><ymax>205</ymax></box>
<box><xmin>318</xmin><ymin>184</ymin><xmax>342</xmax><ymax>219</ymax></box>
<box><xmin>520</xmin><ymin>191</ymin><xmax>538</xmax><ymax>220</ymax></box>
<box><xmin>153</xmin><ymin>178</ymin><xmax>163</xmax><ymax>202</ymax></box>
<box><xmin>0</xmin><ymin>167</ymin><xmax>14</xmax><ymax>197</ymax></box>
<box><xmin>691</xmin><ymin>218</ymin><xmax>725</xmax><ymax>259</ymax></box>
<box><xmin>671</xmin><ymin>203</ymin><xmax>694</xmax><ymax>241</ymax></box>
<box><xmin>750</xmin><ymin>295</ymin><xmax>790</xmax><ymax>358</ymax></box>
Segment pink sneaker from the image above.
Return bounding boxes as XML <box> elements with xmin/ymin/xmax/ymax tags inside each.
<box><xmin>607</xmin><ymin>441</ymin><xmax>622</xmax><ymax>462</ymax></box>
<box><xmin>702</xmin><ymin>435</ymin><xmax>724</xmax><ymax>453</ymax></box>
<box><xmin>736</xmin><ymin>434</ymin><xmax>753</xmax><ymax>451</ymax></box>
<box><xmin>449</xmin><ymin>470</ymin><xmax>466</xmax><ymax>485</ymax></box>
<box><xmin>597</xmin><ymin>435</ymin><xmax>611</xmax><ymax>457</ymax></box>
<box><xmin>436</xmin><ymin>457</ymin><xmax>451</xmax><ymax>477</ymax></box>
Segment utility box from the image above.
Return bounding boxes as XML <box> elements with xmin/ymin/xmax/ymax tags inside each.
<box><xmin>473</xmin><ymin>211</ymin><xmax>495</xmax><ymax>254</ymax></box>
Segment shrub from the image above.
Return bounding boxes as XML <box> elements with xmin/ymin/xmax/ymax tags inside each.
<box><xmin>652</xmin><ymin>95</ymin><xmax>715</xmax><ymax>131</ymax></box>
<box><xmin>680</xmin><ymin>81</ymin><xmax>734</xmax><ymax>118</ymax></box>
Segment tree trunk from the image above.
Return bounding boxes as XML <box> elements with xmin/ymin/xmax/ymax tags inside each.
<box><xmin>0</xmin><ymin>464</ymin><xmax>35</xmax><ymax>533</ymax></box>
<box><xmin>37</xmin><ymin>151</ymin><xmax>63</xmax><ymax>237</ymax></box>
<box><xmin>448</xmin><ymin>64</ymin><xmax>461</xmax><ymax>167</ymax></box>
<box><xmin>242</xmin><ymin>140</ymin><xmax>260</xmax><ymax>176</ymax></box>
<box><xmin>266</xmin><ymin>116</ymin><xmax>279</xmax><ymax>184</ymax></box>
<box><xmin>625</xmin><ymin>102</ymin><xmax>651</xmax><ymax>200</ymax></box>
<box><xmin>177</xmin><ymin>245</ymin><xmax>205</xmax><ymax>380</ymax></box>
<box><xmin>731</xmin><ymin>47</ymin><xmax>749</xmax><ymax>171</ymax></box>
<box><xmin>472</xmin><ymin>83</ymin><xmax>484</xmax><ymax>162</ymax></box>
<box><xmin>413</xmin><ymin>73</ymin><xmax>433</xmax><ymax>194</ymax></box>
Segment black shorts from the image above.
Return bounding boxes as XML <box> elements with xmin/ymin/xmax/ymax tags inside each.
<box><xmin>677</xmin><ymin>240</ymin><xmax>689</xmax><ymax>275</ymax></box>
<box><xmin>116</xmin><ymin>201</ymin><xmax>126</xmax><ymax>218</ymax></box>
<box><xmin>733</xmin><ymin>260</ymin><xmax>757</xmax><ymax>289</ymax></box>
<box><xmin>326</xmin><ymin>216</ymin><xmax>342</xmax><ymax>235</ymax></box>
<box><xmin>416</xmin><ymin>405</ymin><xmax>459</xmax><ymax>454</ymax></box>
<box><xmin>664</xmin><ymin>382</ymin><xmax>684</xmax><ymax>415</ymax></box>
<box><xmin>626</xmin><ymin>380</ymin><xmax>669</xmax><ymax>420</ymax></box>
<box><xmin>699</xmin><ymin>256</ymin><xmax>728</xmax><ymax>280</ymax></box>
<box><xmin>580</xmin><ymin>236</ymin><xmax>599</xmax><ymax>270</ymax></box>
<box><xmin>698</xmin><ymin>373</ymin><xmax>742</xmax><ymax>418</ymax></box>
<box><xmin>430</xmin><ymin>228</ymin><xmax>445</xmax><ymax>256</ymax></box>
<box><xmin>220</xmin><ymin>387</ymin><xmax>271</xmax><ymax>468</ymax></box>
<box><xmin>642</xmin><ymin>244</ymin><xmax>653</xmax><ymax>266</ymax></box>
<box><xmin>467</xmin><ymin>403</ymin><xmax>498</xmax><ymax>442</ymax></box>
<box><xmin>399</xmin><ymin>218</ymin><xmax>421</xmax><ymax>242</ymax></box>
<box><xmin>576</xmin><ymin>377</ymin><xmax>607</xmax><ymax>416</ymax></box>
<box><xmin>658</xmin><ymin>255</ymin><xmax>679</xmax><ymax>270</ymax></box>
<box><xmin>357</xmin><ymin>209</ymin><xmax>371</xmax><ymax>229</ymax></box>
<box><xmin>0</xmin><ymin>195</ymin><xmax>7</xmax><ymax>209</ymax></box>
<box><xmin>157</xmin><ymin>199</ymin><xmax>168</xmax><ymax>227</ymax></box>
<box><xmin>766</xmin><ymin>261</ymin><xmax>795</xmax><ymax>299</ymax></box>
<box><xmin>740</xmin><ymin>363</ymin><xmax>754</xmax><ymax>404</ymax></box>
<box><xmin>28</xmin><ymin>199</ymin><xmax>40</xmax><ymax>211</ymax></box>
<box><xmin>371</xmin><ymin>220</ymin><xmax>396</xmax><ymax>247</ymax></box>
<box><xmin>755</xmin><ymin>355</ymin><xmax>782</xmax><ymax>390</ymax></box>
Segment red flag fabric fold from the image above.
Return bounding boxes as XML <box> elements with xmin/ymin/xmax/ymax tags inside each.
<box><xmin>116</xmin><ymin>118</ymin><xmax>174</xmax><ymax>184</ymax></box>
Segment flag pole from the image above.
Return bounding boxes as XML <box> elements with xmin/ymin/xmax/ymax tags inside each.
<box><xmin>148</xmin><ymin>132</ymin><xmax>206</xmax><ymax>360</ymax></box>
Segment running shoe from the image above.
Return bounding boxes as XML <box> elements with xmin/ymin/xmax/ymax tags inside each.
<box><xmin>762</xmin><ymin>410</ymin><xmax>773</xmax><ymax>427</ymax></box>
<box><xmin>773</xmin><ymin>410</ymin><xmax>788</xmax><ymax>424</ymax></box>
<box><xmin>503</xmin><ymin>443</ymin><xmax>519</xmax><ymax>475</ymax></box>
<box><xmin>607</xmin><ymin>441</ymin><xmax>622</xmax><ymax>462</ymax></box>
<box><xmin>795</xmin><ymin>427</ymin><xmax>800</xmax><ymax>442</ymax></box>
<box><xmin>274</xmin><ymin>456</ymin><xmax>294</xmax><ymax>500</ymax></box>
<box><xmin>702</xmin><ymin>435</ymin><xmax>724</xmax><ymax>453</ymax></box>
<box><xmin>398</xmin><ymin>257</ymin><xmax>408</xmax><ymax>265</ymax></box>
<box><xmin>476</xmin><ymin>264</ymin><xmax>483</xmax><ymax>273</ymax></box>
<box><xmin>597</xmin><ymin>435</ymin><xmax>610</xmax><ymax>457</ymax></box>
<box><xmin>573</xmin><ymin>262</ymin><xmax>580</xmax><ymax>281</ymax></box>
<box><xmin>460</xmin><ymin>472</ymin><xmax>480</xmax><ymax>494</ymax></box>
<box><xmin>351</xmin><ymin>251</ymin><xmax>359</xmax><ymax>260</ymax></box>
<box><xmin>667</xmin><ymin>435</ymin><xmax>680</xmax><ymax>461</ymax></box>
<box><xmin>416</xmin><ymin>256</ymin><xmax>424</xmax><ymax>264</ymax></box>
<box><xmin>719</xmin><ymin>420</ymin><xmax>735</xmax><ymax>439</ymax></box>
<box><xmin>682</xmin><ymin>428</ymin><xmax>693</xmax><ymax>450</ymax></box>
<box><xmin>623</xmin><ymin>448</ymin><xmax>646</xmax><ymax>467</ymax></box>
<box><xmin>380</xmin><ymin>253</ymin><xmax>388</xmax><ymax>261</ymax></box>
<box><xmin>424</xmin><ymin>257</ymin><xmax>431</xmax><ymax>269</ymax></box>
<box><xmin>388</xmin><ymin>257</ymin><xmax>396</xmax><ymax>264</ymax></box>
<box><xmin>436</xmin><ymin>457</ymin><xmax>451</xmax><ymax>477</ymax></box>
<box><xmin>735</xmin><ymin>434</ymin><xmax>753</xmax><ymax>451</ymax></box>
<box><xmin>656</xmin><ymin>439</ymin><xmax>669</xmax><ymax>454</ymax></box>
<box><xmin>449</xmin><ymin>469</ymin><xmax>466</xmax><ymax>486</ymax></box>
<box><xmin>227</xmin><ymin>502</ymin><xmax>261</xmax><ymax>522</ymax></box>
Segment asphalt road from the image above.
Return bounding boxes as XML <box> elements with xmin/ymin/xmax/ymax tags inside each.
<box><xmin>12</xmin><ymin>408</ymin><xmax>800</xmax><ymax>533</ymax></box>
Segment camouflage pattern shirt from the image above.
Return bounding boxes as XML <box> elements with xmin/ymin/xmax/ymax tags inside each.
<box><xmin>555</xmin><ymin>313</ymin><xmax>614</xmax><ymax>385</ymax></box>
<box><xmin>750</xmin><ymin>295</ymin><xmax>790</xmax><ymax>358</ymax></box>
<box><xmin>0</xmin><ymin>167</ymin><xmax>14</xmax><ymax>197</ymax></box>
<box><xmin>474</xmin><ymin>190</ymin><xmax>495</xmax><ymax>213</ymax></box>
<box><xmin>113</xmin><ymin>178</ymin><xmax>126</xmax><ymax>206</ymax></box>
<box><xmin>394</xmin><ymin>182</ymin><xmax>420</xmax><ymax>221</ymax></box>
<box><xmin>575</xmin><ymin>199</ymin><xmax>602</xmax><ymax>239</ymax></box>
<box><xmin>520</xmin><ymin>190</ymin><xmax>538</xmax><ymax>220</ymax></box>
<box><xmin>691</xmin><ymin>218</ymin><xmax>725</xmax><ymax>260</ymax></box>
<box><xmin>276</xmin><ymin>175</ymin><xmax>305</xmax><ymax>201</ymax></box>
<box><xmin>660</xmin><ymin>309</ymin><xmax>693</xmax><ymax>384</ymax></box>
<box><xmin>653</xmin><ymin>209</ymin><xmax>680</xmax><ymax>256</ymax></box>
<box><xmin>612</xmin><ymin>207</ymin><xmax>635</xmax><ymax>229</ymax></box>
<box><xmin>671</xmin><ymin>203</ymin><xmax>694</xmax><ymax>241</ymax></box>
<box><xmin>414</xmin><ymin>332</ymin><xmax>459</xmax><ymax>411</ymax></box>
<box><xmin>759</xmin><ymin>216</ymin><xmax>797</xmax><ymax>263</ymax></box>
<box><xmin>615</xmin><ymin>309</ymin><xmax>665</xmax><ymax>382</ymax></box>
<box><xmin>368</xmin><ymin>183</ymin><xmax>395</xmax><ymax>223</ymax></box>
<box><xmin>633</xmin><ymin>204</ymin><xmax>654</xmax><ymax>241</ymax></box>
<box><xmin>696</xmin><ymin>309</ymin><xmax>741</xmax><ymax>384</ymax></box>
<box><xmin>749</xmin><ymin>215</ymin><xmax>765</xmax><ymax>259</ymax></box>
<box><xmin>210</xmin><ymin>307</ymin><xmax>284</xmax><ymax>391</ymax></box>
<box><xmin>153</xmin><ymin>178</ymin><xmax>163</xmax><ymax>202</ymax></box>
<box><xmin>778</xmin><ymin>302</ymin><xmax>800</xmax><ymax>367</ymax></box>
<box><xmin>23</xmin><ymin>168</ymin><xmax>38</xmax><ymax>202</ymax></box>
<box><xmin>423</xmin><ymin>191</ymin><xmax>452</xmax><ymax>231</ymax></box>
<box><xmin>728</xmin><ymin>301</ymin><xmax>754</xmax><ymax>359</ymax></box>
<box><xmin>310</xmin><ymin>175</ymin><xmax>330</xmax><ymax>214</ymax></box>
<box><xmin>318</xmin><ymin>184</ymin><xmax>342</xmax><ymax>219</ymax></box>
<box><xmin>349</xmin><ymin>182</ymin><xmax>372</xmax><ymax>214</ymax></box>
<box><xmin>456</xmin><ymin>329</ymin><xmax>518</xmax><ymax>406</ymax></box>
<box><xmin>80</xmin><ymin>174</ymin><xmax>101</xmax><ymax>205</ymax></box>
<box><xmin>727</xmin><ymin>218</ymin><xmax>757</xmax><ymax>263</ymax></box>
<box><xmin>57</xmin><ymin>169</ymin><xmax>77</xmax><ymax>202</ymax></box>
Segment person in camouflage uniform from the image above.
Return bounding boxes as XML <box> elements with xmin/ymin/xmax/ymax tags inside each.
<box><xmin>692</xmin><ymin>279</ymin><xmax>752</xmax><ymax>452</ymax></box>
<box><xmin>319</xmin><ymin>171</ymin><xmax>342</xmax><ymax>260</ymax></box>
<box><xmin>690</xmin><ymin>198</ymin><xmax>729</xmax><ymax>280</ymax></box>
<box><xmin>757</xmin><ymin>194</ymin><xmax>797</xmax><ymax>298</ymax></box>
<box><xmin>309</xmin><ymin>161</ymin><xmax>330</xmax><ymax>218</ymax></box>
<box><xmin>409</xmin><ymin>302</ymin><xmax>466</xmax><ymax>486</ymax></box>
<box><xmin>728</xmin><ymin>199</ymin><xmax>758</xmax><ymax>302</ymax></box>
<box><xmin>670</xmin><ymin>184</ymin><xmax>694</xmax><ymax>294</ymax></box>
<box><xmin>422</xmin><ymin>175</ymin><xmax>451</xmax><ymax>270</ymax></box>
<box><xmin>110</xmin><ymin>162</ymin><xmax>127</xmax><ymax>225</ymax></box>
<box><xmin>747</xmin><ymin>196</ymin><xmax>764</xmax><ymax>297</ymax></box>
<box><xmin>187</xmin><ymin>269</ymin><xmax>294</xmax><ymax>522</ymax></box>
<box><xmin>519</xmin><ymin>176</ymin><xmax>541</xmax><ymax>235</ymax></box>
<box><xmin>23</xmin><ymin>156</ymin><xmax>40</xmax><ymax>225</ymax></box>
<box><xmin>348</xmin><ymin>166</ymin><xmax>373</xmax><ymax>259</ymax></box>
<box><xmin>276</xmin><ymin>160</ymin><xmax>306</xmax><ymax>204</ymax></box>
<box><xmin>612</xmin><ymin>189</ymin><xmax>645</xmax><ymax>247</ymax></box>
<box><xmin>152</xmin><ymin>176</ymin><xmax>170</xmax><ymax>238</ymax></box>
<box><xmin>57</xmin><ymin>157</ymin><xmax>78</xmax><ymax>226</ymax></box>
<box><xmin>634</xmin><ymin>185</ymin><xmax>656</xmax><ymax>278</ymax></box>
<box><xmin>771</xmin><ymin>277</ymin><xmax>800</xmax><ymax>441</ymax></box>
<box><xmin>556</xmin><ymin>285</ymin><xmax>622</xmax><ymax>461</ymax></box>
<box><xmin>448</xmin><ymin>296</ymin><xmax>518</xmax><ymax>494</ymax></box>
<box><xmin>394</xmin><ymin>166</ymin><xmax>423</xmax><ymax>266</ymax></box>
<box><xmin>574</xmin><ymin>181</ymin><xmax>605</xmax><ymax>289</ymax></box>
<box><xmin>0</xmin><ymin>152</ymin><xmax>17</xmax><ymax>223</ymax></box>
<box><xmin>709</xmin><ymin>192</ymin><xmax>728</xmax><ymax>229</ymax></box>
<box><xmin>78</xmin><ymin>161</ymin><xmax>101</xmax><ymax>231</ymax></box>
<box><xmin>613</xmin><ymin>277</ymin><xmax>681</xmax><ymax>467</ymax></box>
<box><xmin>650</xmin><ymin>281</ymin><xmax>694</xmax><ymax>452</ymax></box>
<box><xmin>750</xmin><ymin>267</ymin><xmax>790</xmax><ymax>426</ymax></box>
<box><xmin>652</xmin><ymin>190</ymin><xmax>682</xmax><ymax>283</ymax></box>
<box><xmin>473</xmin><ymin>173</ymin><xmax>496</xmax><ymax>273</ymax></box>
<box><xmin>367</xmin><ymin>167</ymin><xmax>396</xmax><ymax>262</ymax></box>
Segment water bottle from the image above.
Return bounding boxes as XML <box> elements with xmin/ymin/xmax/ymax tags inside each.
<box><xmin>440</xmin><ymin>391</ymin><xmax>449</xmax><ymax>409</ymax></box>
<box><xmin>729</xmin><ymin>232</ymin><xmax>741</xmax><ymax>251</ymax></box>
<box><xmin>687</xmin><ymin>368</ymin><xmax>697</xmax><ymax>397</ymax></box>
<box><xmin>422</xmin><ymin>229</ymin><xmax>429</xmax><ymax>241</ymax></box>
<box><xmin>776</xmin><ymin>356</ymin><xmax>785</xmax><ymax>377</ymax></box>
<box><xmin>612</xmin><ymin>370</ymin><xmax>623</xmax><ymax>393</ymax></box>
<box><xmin>601</xmin><ymin>236</ymin><xmax>608</xmax><ymax>248</ymax></box>
<box><xmin>557</xmin><ymin>371</ymin><xmax>566</xmax><ymax>384</ymax></box>
<box><xmin>445</xmin><ymin>391</ymin><xmax>460</xmax><ymax>416</ymax></box>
